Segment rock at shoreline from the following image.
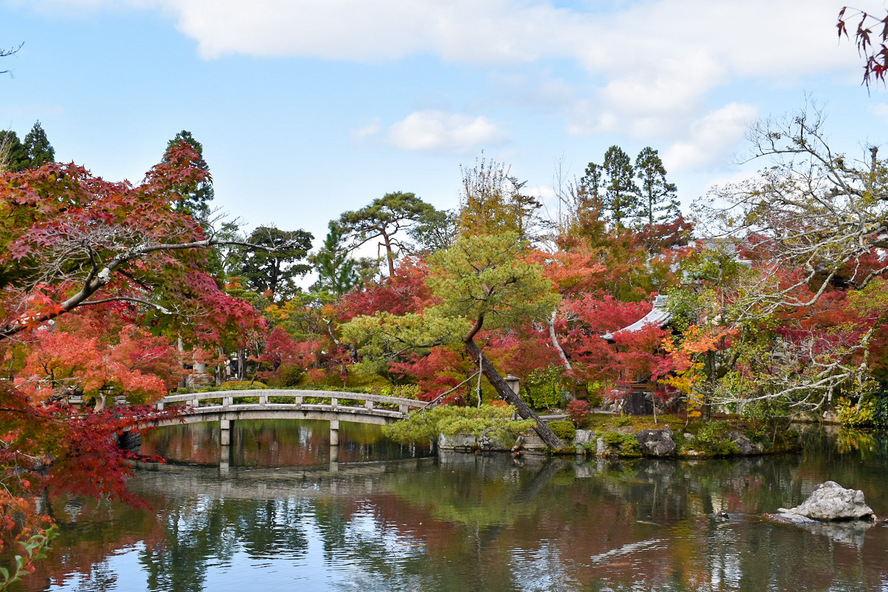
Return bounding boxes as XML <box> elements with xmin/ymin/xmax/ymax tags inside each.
<box><xmin>635</xmin><ymin>427</ymin><xmax>675</xmax><ymax>457</ymax></box>
<box><xmin>775</xmin><ymin>481</ymin><xmax>875</xmax><ymax>522</ymax></box>
<box><xmin>727</xmin><ymin>430</ymin><xmax>761</xmax><ymax>455</ymax></box>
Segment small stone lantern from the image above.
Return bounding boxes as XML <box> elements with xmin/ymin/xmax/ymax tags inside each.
<box><xmin>504</xmin><ymin>374</ymin><xmax>520</xmax><ymax>395</ymax></box>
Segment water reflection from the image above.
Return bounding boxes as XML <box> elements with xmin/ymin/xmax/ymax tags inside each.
<box><xmin>15</xmin><ymin>428</ymin><xmax>888</xmax><ymax>592</ymax></box>
<box><xmin>141</xmin><ymin>419</ymin><xmax>431</xmax><ymax>467</ymax></box>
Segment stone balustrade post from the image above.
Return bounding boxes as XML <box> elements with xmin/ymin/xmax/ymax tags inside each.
<box><xmin>330</xmin><ymin>418</ymin><xmax>340</xmax><ymax>446</ymax></box>
<box><xmin>220</xmin><ymin>418</ymin><xmax>231</xmax><ymax>446</ymax></box>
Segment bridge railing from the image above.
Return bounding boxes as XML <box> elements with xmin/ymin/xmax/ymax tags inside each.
<box><xmin>156</xmin><ymin>389</ymin><xmax>428</xmax><ymax>416</ymax></box>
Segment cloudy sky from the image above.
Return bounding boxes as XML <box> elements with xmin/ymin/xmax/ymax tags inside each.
<box><xmin>2</xmin><ymin>0</ymin><xmax>886</xmax><ymax>247</ymax></box>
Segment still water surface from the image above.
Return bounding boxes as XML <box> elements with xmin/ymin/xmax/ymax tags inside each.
<box><xmin>16</xmin><ymin>421</ymin><xmax>888</xmax><ymax>592</ymax></box>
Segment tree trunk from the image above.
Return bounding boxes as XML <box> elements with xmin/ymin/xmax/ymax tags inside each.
<box><xmin>237</xmin><ymin>347</ymin><xmax>246</xmax><ymax>381</ymax></box>
<box><xmin>702</xmin><ymin>350</ymin><xmax>715</xmax><ymax>422</ymax></box>
<box><xmin>465</xmin><ymin>339</ymin><xmax>562</xmax><ymax>449</ymax></box>
<box><xmin>548</xmin><ymin>309</ymin><xmax>576</xmax><ymax>401</ymax></box>
<box><xmin>380</xmin><ymin>230</ymin><xmax>396</xmax><ymax>277</ymax></box>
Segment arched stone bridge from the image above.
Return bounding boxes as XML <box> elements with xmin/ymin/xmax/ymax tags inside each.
<box><xmin>154</xmin><ymin>389</ymin><xmax>429</xmax><ymax>446</ymax></box>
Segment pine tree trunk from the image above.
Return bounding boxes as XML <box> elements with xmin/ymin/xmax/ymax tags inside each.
<box><xmin>465</xmin><ymin>339</ymin><xmax>562</xmax><ymax>449</ymax></box>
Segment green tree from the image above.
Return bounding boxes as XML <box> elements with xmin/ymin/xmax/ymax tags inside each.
<box><xmin>237</xmin><ymin>226</ymin><xmax>313</xmax><ymax>302</ymax></box>
<box><xmin>338</xmin><ymin>191</ymin><xmax>438</xmax><ymax>277</ymax></box>
<box><xmin>428</xmin><ymin>233</ymin><xmax>562</xmax><ymax>447</ymax></box>
<box><xmin>602</xmin><ymin>145</ymin><xmax>639</xmax><ymax>229</ymax></box>
<box><xmin>162</xmin><ymin>130</ymin><xmax>213</xmax><ymax>220</ymax></box>
<box><xmin>311</xmin><ymin>221</ymin><xmax>361</xmax><ymax>298</ymax></box>
<box><xmin>408</xmin><ymin>208</ymin><xmax>457</xmax><ymax>253</ymax></box>
<box><xmin>457</xmin><ymin>157</ymin><xmax>544</xmax><ymax>239</ymax></box>
<box><xmin>578</xmin><ymin>161</ymin><xmax>603</xmax><ymax>203</ymax></box>
<box><xmin>0</xmin><ymin>130</ymin><xmax>27</xmax><ymax>173</ymax></box>
<box><xmin>634</xmin><ymin>146</ymin><xmax>680</xmax><ymax>226</ymax></box>
<box><xmin>344</xmin><ymin>233</ymin><xmax>563</xmax><ymax>448</ymax></box>
<box><xmin>22</xmin><ymin>121</ymin><xmax>54</xmax><ymax>169</ymax></box>
<box><xmin>342</xmin><ymin>232</ymin><xmax>561</xmax><ymax>449</ymax></box>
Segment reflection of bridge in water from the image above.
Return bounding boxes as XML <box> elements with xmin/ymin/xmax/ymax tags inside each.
<box><xmin>153</xmin><ymin>390</ymin><xmax>427</xmax><ymax>468</ymax></box>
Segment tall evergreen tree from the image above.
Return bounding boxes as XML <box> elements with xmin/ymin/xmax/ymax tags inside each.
<box><xmin>338</xmin><ymin>191</ymin><xmax>438</xmax><ymax>277</ymax></box>
<box><xmin>22</xmin><ymin>121</ymin><xmax>55</xmax><ymax>169</ymax></box>
<box><xmin>238</xmin><ymin>226</ymin><xmax>313</xmax><ymax>302</ymax></box>
<box><xmin>162</xmin><ymin>130</ymin><xmax>214</xmax><ymax>220</ymax></box>
<box><xmin>601</xmin><ymin>145</ymin><xmax>639</xmax><ymax>229</ymax></box>
<box><xmin>311</xmin><ymin>222</ymin><xmax>361</xmax><ymax>298</ymax></box>
<box><xmin>634</xmin><ymin>146</ymin><xmax>680</xmax><ymax>226</ymax></box>
<box><xmin>578</xmin><ymin>161</ymin><xmax>602</xmax><ymax>202</ymax></box>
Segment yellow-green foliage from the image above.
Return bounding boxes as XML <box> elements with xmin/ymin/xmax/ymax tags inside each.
<box><xmin>340</xmin><ymin>310</ymin><xmax>469</xmax><ymax>376</ymax></box>
<box><xmin>547</xmin><ymin>420</ymin><xmax>576</xmax><ymax>440</ymax></box>
<box><xmin>582</xmin><ymin>413</ymin><xmax>685</xmax><ymax>432</ymax></box>
<box><xmin>427</xmin><ymin>232</ymin><xmax>560</xmax><ymax>329</ymax></box>
<box><xmin>385</xmin><ymin>404</ymin><xmax>535</xmax><ymax>444</ymax></box>
<box><xmin>215</xmin><ymin>381</ymin><xmax>268</xmax><ymax>390</ymax></box>
<box><xmin>836</xmin><ymin>397</ymin><xmax>876</xmax><ymax>427</ymax></box>
<box><xmin>600</xmin><ymin>431</ymin><xmax>642</xmax><ymax>456</ymax></box>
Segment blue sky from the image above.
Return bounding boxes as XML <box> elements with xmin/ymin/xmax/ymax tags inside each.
<box><xmin>2</xmin><ymin>0</ymin><xmax>887</xmax><ymax>250</ymax></box>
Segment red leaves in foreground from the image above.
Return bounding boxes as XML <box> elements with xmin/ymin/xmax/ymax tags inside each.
<box><xmin>1</xmin><ymin>381</ymin><xmax>179</xmax><ymax>555</ymax></box>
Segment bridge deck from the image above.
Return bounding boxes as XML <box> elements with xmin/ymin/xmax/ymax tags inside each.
<box><xmin>155</xmin><ymin>389</ymin><xmax>429</xmax><ymax>426</ymax></box>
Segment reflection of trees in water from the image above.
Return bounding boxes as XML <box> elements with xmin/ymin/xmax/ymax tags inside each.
<box><xmin>17</xmin><ymin>435</ymin><xmax>888</xmax><ymax>591</ymax></box>
<box><xmin>141</xmin><ymin>420</ymin><xmax>431</xmax><ymax>467</ymax></box>
<box><xmin>18</xmin><ymin>494</ymin><xmax>166</xmax><ymax>590</ymax></box>
<box><xmin>138</xmin><ymin>497</ymin><xmax>311</xmax><ymax>592</ymax></box>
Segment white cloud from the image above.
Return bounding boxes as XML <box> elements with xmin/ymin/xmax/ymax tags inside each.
<box><xmin>663</xmin><ymin>103</ymin><xmax>758</xmax><ymax>172</ymax></box>
<box><xmin>387</xmin><ymin>111</ymin><xmax>507</xmax><ymax>154</ymax></box>
<box><xmin>33</xmin><ymin>0</ymin><xmax>857</xmax><ymax>76</ymax></box>
<box><xmin>21</xmin><ymin>0</ymin><xmax>865</xmax><ymax>143</ymax></box>
<box><xmin>351</xmin><ymin>118</ymin><xmax>382</xmax><ymax>143</ymax></box>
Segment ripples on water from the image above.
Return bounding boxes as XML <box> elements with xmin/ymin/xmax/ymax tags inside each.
<box><xmin>13</xmin><ymin>422</ymin><xmax>888</xmax><ymax>592</ymax></box>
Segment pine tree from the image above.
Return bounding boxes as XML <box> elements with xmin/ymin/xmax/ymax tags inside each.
<box><xmin>634</xmin><ymin>147</ymin><xmax>680</xmax><ymax>226</ymax></box>
<box><xmin>602</xmin><ymin>146</ymin><xmax>639</xmax><ymax>229</ymax></box>
<box><xmin>162</xmin><ymin>130</ymin><xmax>214</xmax><ymax>220</ymax></box>
<box><xmin>23</xmin><ymin>121</ymin><xmax>55</xmax><ymax>169</ymax></box>
<box><xmin>311</xmin><ymin>222</ymin><xmax>360</xmax><ymax>297</ymax></box>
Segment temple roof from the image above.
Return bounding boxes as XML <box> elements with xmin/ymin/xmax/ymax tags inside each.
<box><xmin>601</xmin><ymin>295</ymin><xmax>671</xmax><ymax>341</ymax></box>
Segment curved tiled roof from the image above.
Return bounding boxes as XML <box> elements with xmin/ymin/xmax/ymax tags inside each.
<box><xmin>601</xmin><ymin>295</ymin><xmax>671</xmax><ymax>341</ymax></box>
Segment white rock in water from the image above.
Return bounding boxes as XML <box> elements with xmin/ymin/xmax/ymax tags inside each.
<box><xmin>777</xmin><ymin>481</ymin><xmax>874</xmax><ymax>521</ymax></box>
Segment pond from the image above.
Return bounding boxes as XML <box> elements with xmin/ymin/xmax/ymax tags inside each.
<box><xmin>12</xmin><ymin>421</ymin><xmax>888</xmax><ymax>592</ymax></box>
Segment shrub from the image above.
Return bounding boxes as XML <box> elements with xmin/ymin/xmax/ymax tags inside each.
<box><xmin>218</xmin><ymin>381</ymin><xmax>268</xmax><ymax>390</ymax></box>
<box><xmin>695</xmin><ymin>421</ymin><xmax>740</xmax><ymax>456</ymax></box>
<box><xmin>277</xmin><ymin>365</ymin><xmax>303</xmax><ymax>387</ymax></box>
<box><xmin>379</xmin><ymin>384</ymin><xmax>421</xmax><ymax>399</ymax></box>
<box><xmin>566</xmin><ymin>400</ymin><xmax>591</xmax><ymax>426</ymax></box>
<box><xmin>601</xmin><ymin>431</ymin><xmax>626</xmax><ymax>446</ymax></box>
<box><xmin>384</xmin><ymin>404</ymin><xmax>535</xmax><ymax>444</ymax></box>
<box><xmin>548</xmin><ymin>420</ymin><xmax>576</xmax><ymax>441</ymax></box>
<box><xmin>600</xmin><ymin>430</ymin><xmax>641</xmax><ymax>457</ymax></box>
